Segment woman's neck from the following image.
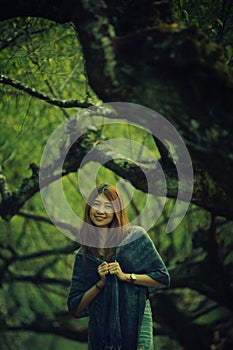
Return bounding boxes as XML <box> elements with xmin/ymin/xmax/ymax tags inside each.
<box><xmin>98</xmin><ymin>247</ymin><xmax>105</xmax><ymax>257</ymax></box>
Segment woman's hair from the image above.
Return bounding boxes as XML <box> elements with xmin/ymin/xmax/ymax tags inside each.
<box><xmin>80</xmin><ymin>183</ymin><xmax>130</xmax><ymax>260</ymax></box>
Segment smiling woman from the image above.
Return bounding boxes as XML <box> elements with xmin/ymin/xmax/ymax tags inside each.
<box><xmin>67</xmin><ymin>184</ymin><xmax>170</xmax><ymax>350</ymax></box>
<box><xmin>79</xmin><ymin>184</ymin><xmax>130</xmax><ymax>251</ymax></box>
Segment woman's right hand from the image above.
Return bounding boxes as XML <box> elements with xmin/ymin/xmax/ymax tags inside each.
<box><xmin>97</xmin><ymin>261</ymin><xmax>109</xmax><ymax>287</ymax></box>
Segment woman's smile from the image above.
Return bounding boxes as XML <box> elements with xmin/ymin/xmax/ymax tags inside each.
<box><xmin>95</xmin><ymin>215</ymin><xmax>106</xmax><ymax>221</ymax></box>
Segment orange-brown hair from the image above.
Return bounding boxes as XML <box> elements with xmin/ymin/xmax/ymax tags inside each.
<box><xmin>81</xmin><ymin>184</ymin><xmax>130</xmax><ymax>260</ymax></box>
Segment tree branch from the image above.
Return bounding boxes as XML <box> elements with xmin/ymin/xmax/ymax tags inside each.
<box><xmin>5</xmin><ymin>271</ymin><xmax>70</xmax><ymax>286</ymax></box>
<box><xmin>4</xmin><ymin>319</ymin><xmax>88</xmax><ymax>342</ymax></box>
<box><xmin>153</xmin><ymin>293</ymin><xmax>213</xmax><ymax>350</ymax></box>
<box><xmin>17</xmin><ymin>211</ymin><xmax>54</xmax><ymax>224</ymax></box>
<box><xmin>15</xmin><ymin>245</ymin><xmax>78</xmax><ymax>261</ymax></box>
<box><xmin>1</xmin><ymin>131</ymin><xmax>233</xmax><ymax>221</ymax></box>
<box><xmin>0</xmin><ymin>74</ymin><xmax>93</xmax><ymax>108</ymax></box>
<box><xmin>170</xmin><ymin>257</ymin><xmax>233</xmax><ymax>311</ymax></box>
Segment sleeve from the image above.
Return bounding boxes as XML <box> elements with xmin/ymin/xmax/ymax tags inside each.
<box><xmin>118</xmin><ymin>226</ymin><xmax>170</xmax><ymax>294</ymax></box>
<box><xmin>145</xmin><ymin>234</ymin><xmax>170</xmax><ymax>293</ymax></box>
<box><xmin>67</xmin><ymin>251</ymin><xmax>91</xmax><ymax>318</ymax></box>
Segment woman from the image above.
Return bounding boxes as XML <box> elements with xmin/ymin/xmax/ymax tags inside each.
<box><xmin>67</xmin><ymin>184</ymin><xmax>170</xmax><ymax>350</ymax></box>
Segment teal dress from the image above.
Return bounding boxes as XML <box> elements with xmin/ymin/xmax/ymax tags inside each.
<box><xmin>138</xmin><ymin>299</ymin><xmax>154</xmax><ymax>350</ymax></box>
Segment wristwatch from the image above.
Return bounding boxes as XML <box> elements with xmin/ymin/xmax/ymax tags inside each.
<box><xmin>130</xmin><ymin>273</ymin><xmax>137</xmax><ymax>283</ymax></box>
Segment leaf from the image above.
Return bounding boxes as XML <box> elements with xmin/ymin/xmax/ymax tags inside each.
<box><xmin>216</xmin><ymin>18</ymin><xmax>223</xmax><ymax>27</ymax></box>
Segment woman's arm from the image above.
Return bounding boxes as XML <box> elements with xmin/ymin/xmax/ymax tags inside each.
<box><xmin>122</xmin><ymin>273</ymin><xmax>164</xmax><ymax>287</ymax></box>
<box><xmin>76</xmin><ymin>280</ymin><xmax>104</xmax><ymax>314</ymax></box>
<box><xmin>75</xmin><ymin>261</ymin><xmax>108</xmax><ymax>315</ymax></box>
<box><xmin>108</xmin><ymin>261</ymin><xmax>165</xmax><ymax>287</ymax></box>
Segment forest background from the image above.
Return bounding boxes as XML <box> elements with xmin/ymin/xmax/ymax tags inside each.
<box><xmin>0</xmin><ymin>0</ymin><xmax>233</xmax><ymax>349</ymax></box>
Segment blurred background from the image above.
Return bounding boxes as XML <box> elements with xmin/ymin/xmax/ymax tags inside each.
<box><xmin>0</xmin><ymin>1</ymin><xmax>233</xmax><ymax>349</ymax></box>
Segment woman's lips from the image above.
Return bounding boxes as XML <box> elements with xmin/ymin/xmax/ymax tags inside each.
<box><xmin>95</xmin><ymin>216</ymin><xmax>106</xmax><ymax>221</ymax></box>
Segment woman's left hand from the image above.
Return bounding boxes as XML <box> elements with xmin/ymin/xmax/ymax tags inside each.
<box><xmin>108</xmin><ymin>261</ymin><xmax>126</xmax><ymax>281</ymax></box>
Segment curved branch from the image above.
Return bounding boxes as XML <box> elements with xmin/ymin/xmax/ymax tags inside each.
<box><xmin>1</xmin><ymin>132</ymin><xmax>233</xmax><ymax>221</ymax></box>
<box><xmin>5</xmin><ymin>271</ymin><xmax>70</xmax><ymax>286</ymax></box>
<box><xmin>170</xmin><ymin>258</ymin><xmax>233</xmax><ymax>311</ymax></box>
<box><xmin>17</xmin><ymin>211</ymin><xmax>54</xmax><ymax>224</ymax></box>
<box><xmin>9</xmin><ymin>244</ymin><xmax>77</xmax><ymax>262</ymax></box>
<box><xmin>0</xmin><ymin>74</ymin><xmax>93</xmax><ymax>108</ymax></box>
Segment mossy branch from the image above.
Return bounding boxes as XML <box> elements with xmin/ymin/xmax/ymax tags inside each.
<box><xmin>0</xmin><ymin>131</ymin><xmax>233</xmax><ymax>221</ymax></box>
<box><xmin>0</xmin><ymin>74</ymin><xmax>93</xmax><ymax>108</ymax></box>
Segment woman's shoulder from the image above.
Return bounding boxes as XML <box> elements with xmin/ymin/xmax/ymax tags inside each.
<box><xmin>120</xmin><ymin>225</ymin><xmax>148</xmax><ymax>246</ymax></box>
<box><xmin>127</xmin><ymin>225</ymin><xmax>155</xmax><ymax>246</ymax></box>
<box><xmin>127</xmin><ymin>225</ymin><xmax>147</xmax><ymax>236</ymax></box>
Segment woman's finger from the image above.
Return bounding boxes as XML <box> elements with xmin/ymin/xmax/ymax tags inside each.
<box><xmin>98</xmin><ymin>263</ymin><xmax>109</xmax><ymax>276</ymax></box>
<box><xmin>108</xmin><ymin>262</ymin><xmax>118</xmax><ymax>268</ymax></box>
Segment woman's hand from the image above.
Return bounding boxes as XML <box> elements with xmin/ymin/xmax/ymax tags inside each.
<box><xmin>97</xmin><ymin>261</ymin><xmax>109</xmax><ymax>287</ymax></box>
<box><xmin>108</xmin><ymin>261</ymin><xmax>126</xmax><ymax>281</ymax></box>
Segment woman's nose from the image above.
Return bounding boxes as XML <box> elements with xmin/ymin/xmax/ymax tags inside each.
<box><xmin>96</xmin><ymin>205</ymin><xmax>104</xmax><ymax>213</ymax></box>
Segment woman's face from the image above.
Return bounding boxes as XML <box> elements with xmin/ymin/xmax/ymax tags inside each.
<box><xmin>89</xmin><ymin>194</ymin><xmax>114</xmax><ymax>227</ymax></box>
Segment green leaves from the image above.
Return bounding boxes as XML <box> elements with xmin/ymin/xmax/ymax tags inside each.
<box><xmin>172</xmin><ymin>0</ymin><xmax>233</xmax><ymax>57</ymax></box>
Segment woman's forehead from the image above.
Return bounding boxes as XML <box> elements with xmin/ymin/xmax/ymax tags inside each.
<box><xmin>94</xmin><ymin>193</ymin><xmax>111</xmax><ymax>203</ymax></box>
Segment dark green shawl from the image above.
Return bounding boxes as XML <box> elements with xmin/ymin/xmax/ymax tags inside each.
<box><xmin>67</xmin><ymin>226</ymin><xmax>170</xmax><ymax>350</ymax></box>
